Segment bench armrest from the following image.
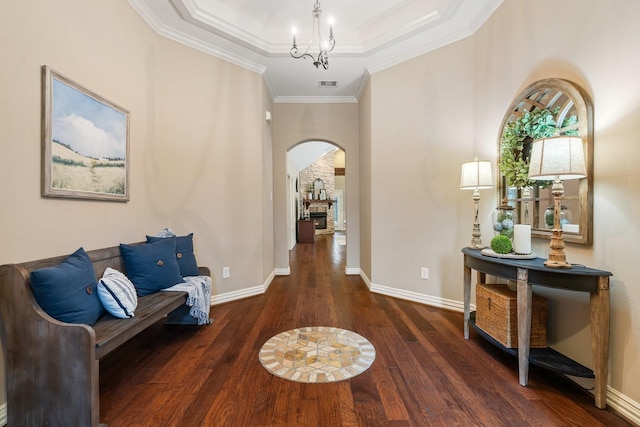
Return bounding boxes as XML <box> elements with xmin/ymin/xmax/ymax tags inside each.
<box><xmin>0</xmin><ymin>264</ymin><xmax>99</xmax><ymax>426</ymax></box>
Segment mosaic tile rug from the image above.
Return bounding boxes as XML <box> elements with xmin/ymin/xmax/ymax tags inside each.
<box><xmin>259</xmin><ymin>326</ymin><xmax>376</xmax><ymax>383</ymax></box>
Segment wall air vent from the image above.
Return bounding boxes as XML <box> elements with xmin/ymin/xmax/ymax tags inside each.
<box><xmin>319</xmin><ymin>81</ymin><xmax>338</xmax><ymax>88</ymax></box>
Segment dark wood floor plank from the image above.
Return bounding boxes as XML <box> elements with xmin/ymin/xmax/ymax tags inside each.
<box><xmin>99</xmin><ymin>233</ymin><xmax>631</xmax><ymax>427</ymax></box>
<box><xmin>370</xmin><ymin>362</ymin><xmax>411</xmax><ymax>422</ymax></box>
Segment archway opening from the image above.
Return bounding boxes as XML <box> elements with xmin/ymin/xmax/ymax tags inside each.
<box><xmin>287</xmin><ymin>140</ymin><xmax>346</xmax><ymax>250</ymax></box>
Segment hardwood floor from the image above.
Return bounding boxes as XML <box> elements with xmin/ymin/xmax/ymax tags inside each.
<box><xmin>100</xmin><ymin>233</ymin><xmax>630</xmax><ymax>426</ymax></box>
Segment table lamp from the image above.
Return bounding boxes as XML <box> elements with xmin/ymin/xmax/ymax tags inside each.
<box><xmin>528</xmin><ymin>136</ymin><xmax>587</xmax><ymax>268</ymax></box>
<box><xmin>460</xmin><ymin>157</ymin><xmax>493</xmax><ymax>248</ymax></box>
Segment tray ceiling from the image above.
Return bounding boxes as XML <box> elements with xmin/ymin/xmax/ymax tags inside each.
<box><xmin>128</xmin><ymin>0</ymin><xmax>502</xmax><ymax>102</ymax></box>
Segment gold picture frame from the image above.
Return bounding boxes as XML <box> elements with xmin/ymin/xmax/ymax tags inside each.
<box><xmin>42</xmin><ymin>66</ymin><xmax>129</xmax><ymax>202</ymax></box>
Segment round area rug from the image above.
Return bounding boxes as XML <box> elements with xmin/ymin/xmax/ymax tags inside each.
<box><xmin>259</xmin><ymin>326</ymin><xmax>376</xmax><ymax>383</ymax></box>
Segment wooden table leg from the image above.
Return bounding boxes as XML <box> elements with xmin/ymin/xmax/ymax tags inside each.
<box><xmin>591</xmin><ymin>276</ymin><xmax>610</xmax><ymax>409</ymax></box>
<box><xmin>517</xmin><ymin>267</ymin><xmax>531</xmax><ymax>386</ymax></box>
<box><xmin>463</xmin><ymin>261</ymin><xmax>471</xmax><ymax>339</ymax></box>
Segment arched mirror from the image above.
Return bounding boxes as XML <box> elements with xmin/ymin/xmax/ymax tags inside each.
<box><xmin>313</xmin><ymin>178</ymin><xmax>325</xmax><ymax>199</ymax></box>
<box><xmin>498</xmin><ymin>78</ymin><xmax>593</xmax><ymax>245</ymax></box>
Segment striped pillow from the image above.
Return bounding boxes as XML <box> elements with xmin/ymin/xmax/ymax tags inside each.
<box><xmin>98</xmin><ymin>267</ymin><xmax>138</xmax><ymax>318</ymax></box>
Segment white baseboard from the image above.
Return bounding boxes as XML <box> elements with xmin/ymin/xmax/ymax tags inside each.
<box><xmin>274</xmin><ymin>267</ymin><xmax>290</xmax><ymax>276</ymax></box>
<box><xmin>369</xmin><ymin>281</ymin><xmax>469</xmax><ymax>312</ymax></box>
<box><xmin>210</xmin><ymin>271</ymin><xmax>275</xmax><ymax>305</ymax></box>
<box><xmin>345</xmin><ymin>267</ymin><xmax>361</xmax><ymax>275</ymax></box>
<box><xmin>607</xmin><ymin>384</ymin><xmax>640</xmax><ymax>425</ymax></box>
<box><xmin>359</xmin><ymin>271</ymin><xmax>372</xmax><ymax>289</ymax></box>
<box><xmin>569</xmin><ymin>377</ymin><xmax>640</xmax><ymax>425</ymax></box>
<box><xmin>263</xmin><ymin>271</ymin><xmax>275</xmax><ymax>293</ymax></box>
<box><xmin>211</xmin><ymin>285</ymin><xmax>264</xmax><ymax>305</ymax></box>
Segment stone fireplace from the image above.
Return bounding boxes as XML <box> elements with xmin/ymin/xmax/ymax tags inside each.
<box><xmin>299</xmin><ymin>149</ymin><xmax>336</xmax><ymax>235</ymax></box>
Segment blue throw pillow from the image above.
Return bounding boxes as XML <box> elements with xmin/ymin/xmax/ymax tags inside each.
<box><xmin>29</xmin><ymin>247</ymin><xmax>105</xmax><ymax>325</ymax></box>
<box><xmin>120</xmin><ymin>239</ymin><xmax>184</xmax><ymax>296</ymax></box>
<box><xmin>146</xmin><ymin>233</ymin><xmax>199</xmax><ymax>277</ymax></box>
<box><xmin>98</xmin><ymin>267</ymin><xmax>138</xmax><ymax>318</ymax></box>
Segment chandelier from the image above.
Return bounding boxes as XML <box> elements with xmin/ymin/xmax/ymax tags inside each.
<box><xmin>290</xmin><ymin>1</ymin><xmax>335</xmax><ymax>69</ymax></box>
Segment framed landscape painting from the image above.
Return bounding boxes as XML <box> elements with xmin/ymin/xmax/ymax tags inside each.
<box><xmin>42</xmin><ymin>66</ymin><xmax>129</xmax><ymax>201</ymax></box>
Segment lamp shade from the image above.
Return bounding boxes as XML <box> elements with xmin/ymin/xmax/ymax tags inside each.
<box><xmin>460</xmin><ymin>157</ymin><xmax>493</xmax><ymax>189</ymax></box>
<box><xmin>528</xmin><ymin>136</ymin><xmax>587</xmax><ymax>181</ymax></box>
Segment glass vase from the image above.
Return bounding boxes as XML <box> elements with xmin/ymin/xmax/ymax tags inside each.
<box><xmin>493</xmin><ymin>204</ymin><xmax>517</xmax><ymax>240</ymax></box>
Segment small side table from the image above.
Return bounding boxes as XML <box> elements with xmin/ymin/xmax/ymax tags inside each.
<box><xmin>462</xmin><ymin>247</ymin><xmax>612</xmax><ymax>408</ymax></box>
<box><xmin>297</xmin><ymin>220</ymin><xmax>315</xmax><ymax>243</ymax></box>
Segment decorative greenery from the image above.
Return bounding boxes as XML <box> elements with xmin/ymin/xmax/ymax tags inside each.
<box><xmin>499</xmin><ymin>107</ymin><xmax>578</xmax><ymax>188</ymax></box>
<box><xmin>490</xmin><ymin>235</ymin><xmax>513</xmax><ymax>254</ymax></box>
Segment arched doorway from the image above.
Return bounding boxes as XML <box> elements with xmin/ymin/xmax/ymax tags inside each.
<box><xmin>287</xmin><ymin>140</ymin><xmax>346</xmax><ymax>250</ymax></box>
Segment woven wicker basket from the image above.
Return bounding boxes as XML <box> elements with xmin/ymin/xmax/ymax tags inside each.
<box><xmin>476</xmin><ymin>284</ymin><xmax>547</xmax><ymax>348</ymax></box>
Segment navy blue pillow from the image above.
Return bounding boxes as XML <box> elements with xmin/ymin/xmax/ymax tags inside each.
<box><xmin>146</xmin><ymin>233</ymin><xmax>199</xmax><ymax>277</ymax></box>
<box><xmin>29</xmin><ymin>247</ymin><xmax>105</xmax><ymax>325</ymax></box>
<box><xmin>120</xmin><ymin>239</ymin><xmax>184</xmax><ymax>296</ymax></box>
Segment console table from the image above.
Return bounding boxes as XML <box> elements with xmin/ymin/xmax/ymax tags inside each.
<box><xmin>462</xmin><ymin>247</ymin><xmax>612</xmax><ymax>408</ymax></box>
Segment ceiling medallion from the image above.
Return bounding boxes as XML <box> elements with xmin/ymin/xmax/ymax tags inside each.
<box><xmin>290</xmin><ymin>1</ymin><xmax>335</xmax><ymax>69</ymax></box>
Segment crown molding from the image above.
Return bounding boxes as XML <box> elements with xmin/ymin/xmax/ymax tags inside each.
<box><xmin>127</xmin><ymin>0</ymin><xmax>266</xmax><ymax>75</ymax></box>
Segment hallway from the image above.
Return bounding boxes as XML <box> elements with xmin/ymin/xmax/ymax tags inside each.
<box><xmin>99</xmin><ymin>234</ymin><xmax>630</xmax><ymax>426</ymax></box>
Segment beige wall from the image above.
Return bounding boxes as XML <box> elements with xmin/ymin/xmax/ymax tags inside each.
<box><xmin>369</xmin><ymin>36</ymin><xmax>477</xmax><ymax>302</ymax></box>
<box><xmin>475</xmin><ymin>0</ymin><xmax>640</xmax><ymax>405</ymax></box>
<box><xmin>365</xmin><ymin>0</ymin><xmax>640</xmax><ymax>409</ymax></box>
<box><xmin>1</xmin><ymin>0</ymin><xmax>639</xmax><ymax>417</ymax></box>
<box><xmin>0</xmin><ymin>0</ymin><xmax>272</xmax><ymax>409</ymax></box>
<box><xmin>358</xmin><ymin>81</ymin><xmax>372</xmax><ymax>280</ymax></box>
<box><xmin>272</xmin><ymin>103</ymin><xmax>360</xmax><ymax>273</ymax></box>
<box><xmin>262</xmin><ymin>85</ymin><xmax>275</xmax><ymax>280</ymax></box>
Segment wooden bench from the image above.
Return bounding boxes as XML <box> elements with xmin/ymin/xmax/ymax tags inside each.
<box><xmin>0</xmin><ymin>244</ymin><xmax>210</xmax><ymax>427</ymax></box>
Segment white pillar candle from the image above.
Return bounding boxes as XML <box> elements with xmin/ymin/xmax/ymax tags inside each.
<box><xmin>513</xmin><ymin>224</ymin><xmax>531</xmax><ymax>254</ymax></box>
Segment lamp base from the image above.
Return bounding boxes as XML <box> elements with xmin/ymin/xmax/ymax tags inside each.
<box><xmin>469</xmin><ymin>222</ymin><xmax>484</xmax><ymax>249</ymax></box>
<box><xmin>544</xmin><ymin>228</ymin><xmax>572</xmax><ymax>269</ymax></box>
<box><xmin>544</xmin><ymin>259</ymin><xmax>572</xmax><ymax>269</ymax></box>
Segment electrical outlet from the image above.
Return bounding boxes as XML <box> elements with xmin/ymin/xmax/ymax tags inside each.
<box><xmin>421</xmin><ymin>267</ymin><xmax>429</xmax><ymax>280</ymax></box>
<box><xmin>222</xmin><ymin>266</ymin><xmax>230</xmax><ymax>279</ymax></box>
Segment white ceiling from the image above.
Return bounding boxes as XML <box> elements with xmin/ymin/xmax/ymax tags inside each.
<box><xmin>290</xmin><ymin>142</ymin><xmax>337</xmax><ymax>172</ymax></box>
<box><xmin>127</xmin><ymin>0</ymin><xmax>502</xmax><ymax>103</ymax></box>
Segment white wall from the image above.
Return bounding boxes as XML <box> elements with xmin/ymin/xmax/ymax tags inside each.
<box><xmin>365</xmin><ymin>0</ymin><xmax>640</xmax><ymax>413</ymax></box>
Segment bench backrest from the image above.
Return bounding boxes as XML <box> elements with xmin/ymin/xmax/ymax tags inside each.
<box><xmin>18</xmin><ymin>244</ymin><xmax>140</xmax><ymax>280</ymax></box>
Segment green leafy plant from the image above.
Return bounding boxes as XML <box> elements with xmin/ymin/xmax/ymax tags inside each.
<box><xmin>490</xmin><ymin>235</ymin><xmax>513</xmax><ymax>254</ymax></box>
<box><xmin>499</xmin><ymin>107</ymin><xmax>578</xmax><ymax>188</ymax></box>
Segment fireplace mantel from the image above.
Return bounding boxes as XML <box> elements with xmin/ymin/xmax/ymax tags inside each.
<box><xmin>303</xmin><ymin>199</ymin><xmax>333</xmax><ymax>209</ymax></box>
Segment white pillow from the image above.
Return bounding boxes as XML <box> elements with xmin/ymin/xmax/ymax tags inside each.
<box><xmin>98</xmin><ymin>267</ymin><xmax>138</xmax><ymax>318</ymax></box>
